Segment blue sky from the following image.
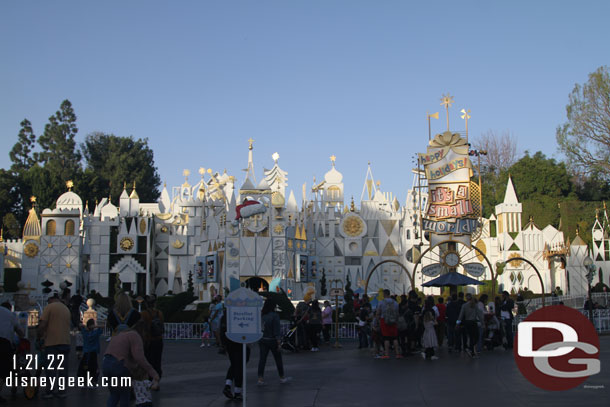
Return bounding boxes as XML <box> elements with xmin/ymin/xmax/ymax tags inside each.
<box><xmin>1</xmin><ymin>1</ymin><xmax>609</xmax><ymax>205</ymax></box>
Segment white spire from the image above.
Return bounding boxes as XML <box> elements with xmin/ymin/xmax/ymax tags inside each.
<box><xmin>361</xmin><ymin>162</ymin><xmax>377</xmax><ymax>201</ymax></box>
<box><xmin>243</xmin><ymin>138</ymin><xmax>257</xmax><ymax>184</ymax></box>
<box><xmin>503</xmin><ymin>176</ymin><xmax>519</xmax><ymax>205</ymax></box>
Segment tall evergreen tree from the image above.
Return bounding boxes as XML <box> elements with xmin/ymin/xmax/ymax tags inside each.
<box><xmin>36</xmin><ymin>100</ymin><xmax>82</xmax><ymax>201</ymax></box>
<box><xmin>81</xmin><ymin>132</ymin><xmax>161</xmax><ymax>206</ymax></box>
<box><xmin>10</xmin><ymin>119</ymin><xmax>37</xmax><ymax>174</ymax></box>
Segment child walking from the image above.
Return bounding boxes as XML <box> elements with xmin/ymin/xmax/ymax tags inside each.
<box><xmin>78</xmin><ymin>318</ymin><xmax>103</xmax><ymax>384</ymax></box>
<box><xmin>132</xmin><ymin>366</ymin><xmax>153</xmax><ymax>407</ymax></box>
<box><xmin>200</xmin><ymin>317</ymin><xmax>212</xmax><ymax>348</ymax></box>
<box><xmin>421</xmin><ymin>309</ymin><xmax>439</xmax><ymax>360</ymax></box>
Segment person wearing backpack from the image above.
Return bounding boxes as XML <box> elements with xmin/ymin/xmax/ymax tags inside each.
<box><xmin>141</xmin><ymin>295</ymin><xmax>164</xmax><ymax>381</ymax></box>
<box><xmin>108</xmin><ymin>293</ymin><xmax>140</xmax><ymax>336</ymax></box>
<box><xmin>305</xmin><ymin>300</ymin><xmax>323</xmax><ymax>351</ymax></box>
<box><xmin>376</xmin><ymin>289</ymin><xmax>402</xmax><ymax>359</ymax></box>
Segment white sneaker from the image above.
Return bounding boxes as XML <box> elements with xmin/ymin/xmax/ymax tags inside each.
<box><xmin>431</xmin><ymin>356</ymin><xmax>439</xmax><ymax>360</ymax></box>
<box><xmin>421</xmin><ymin>352</ymin><xmax>426</xmax><ymax>360</ymax></box>
<box><xmin>200</xmin><ymin>344</ymin><xmax>205</xmax><ymax>348</ymax></box>
<box><xmin>279</xmin><ymin>376</ymin><xmax>292</xmax><ymax>384</ymax></box>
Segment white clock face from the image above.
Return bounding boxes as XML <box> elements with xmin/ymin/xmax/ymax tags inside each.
<box><xmin>444</xmin><ymin>252</ymin><xmax>460</xmax><ymax>267</ymax></box>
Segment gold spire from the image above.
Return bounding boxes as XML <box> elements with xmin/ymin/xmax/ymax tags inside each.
<box><xmin>350</xmin><ymin>196</ymin><xmax>355</xmax><ymax>212</ymax></box>
<box><xmin>182</xmin><ymin>169</ymin><xmax>191</xmax><ymax>187</ymax></box>
<box><xmin>248</xmin><ymin>138</ymin><xmax>254</xmax><ymax>150</ymax></box>
<box><xmin>130</xmin><ymin>181</ymin><xmax>139</xmax><ymax>199</ymax></box>
<box><xmin>123</xmin><ymin>181</ymin><xmax>127</xmax><ymax>190</ymax></box>
<box><xmin>596</xmin><ymin>208</ymin><xmax>599</xmax><ymax>219</ymax></box>
<box><xmin>199</xmin><ymin>167</ymin><xmax>205</xmax><ymax>178</ymax></box>
<box><xmin>330</xmin><ymin>155</ymin><xmax>336</xmax><ymax>166</ymax></box>
<box><xmin>30</xmin><ymin>196</ymin><xmax>36</xmax><ymax>204</ymax></box>
<box><xmin>576</xmin><ymin>225</ymin><xmax>580</xmax><ymax>236</ymax></box>
<box><xmin>23</xmin><ymin>205</ymin><xmax>42</xmax><ymax>241</ymax></box>
<box><xmin>66</xmin><ymin>180</ymin><xmax>74</xmax><ymax>191</ymax></box>
<box><xmin>0</xmin><ymin>227</ymin><xmax>3</xmax><ymax>242</ymax></box>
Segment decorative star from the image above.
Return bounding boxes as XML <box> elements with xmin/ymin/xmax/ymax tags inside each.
<box><xmin>66</xmin><ymin>180</ymin><xmax>74</xmax><ymax>191</ymax></box>
<box><xmin>330</xmin><ymin>155</ymin><xmax>336</xmax><ymax>164</ymax></box>
<box><xmin>272</xmin><ymin>152</ymin><xmax>280</xmax><ymax>163</ymax></box>
<box><xmin>199</xmin><ymin>167</ymin><xmax>206</xmax><ymax>177</ymax></box>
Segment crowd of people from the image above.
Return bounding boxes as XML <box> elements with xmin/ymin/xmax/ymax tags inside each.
<box><xmin>0</xmin><ymin>285</ymin><xmax>524</xmax><ymax>404</ymax></box>
<box><xmin>351</xmin><ymin>289</ymin><xmax>516</xmax><ymax>360</ymax></box>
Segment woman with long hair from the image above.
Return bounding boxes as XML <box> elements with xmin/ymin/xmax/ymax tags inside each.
<box><xmin>257</xmin><ymin>299</ymin><xmax>290</xmax><ymax>386</ymax></box>
<box><xmin>108</xmin><ymin>293</ymin><xmax>140</xmax><ymax>335</ymax></box>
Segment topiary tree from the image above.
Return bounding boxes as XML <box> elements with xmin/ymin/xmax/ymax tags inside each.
<box><xmin>342</xmin><ymin>274</ymin><xmax>356</xmax><ymax>322</ymax></box>
<box><xmin>187</xmin><ymin>270</ymin><xmax>194</xmax><ymax>296</ymax></box>
<box><xmin>320</xmin><ymin>269</ymin><xmax>327</xmax><ymax>297</ymax></box>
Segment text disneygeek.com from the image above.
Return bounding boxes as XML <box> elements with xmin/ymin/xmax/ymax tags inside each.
<box><xmin>6</xmin><ymin>372</ymin><xmax>131</xmax><ymax>391</ymax></box>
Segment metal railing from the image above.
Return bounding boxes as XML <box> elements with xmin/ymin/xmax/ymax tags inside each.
<box><xmin>100</xmin><ymin>321</ymin><xmax>361</xmax><ymax>340</ymax></box>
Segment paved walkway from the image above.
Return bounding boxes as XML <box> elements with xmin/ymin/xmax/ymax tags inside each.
<box><xmin>5</xmin><ymin>337</ymin><xmax>609</xmax><ymax>406</ymax></box>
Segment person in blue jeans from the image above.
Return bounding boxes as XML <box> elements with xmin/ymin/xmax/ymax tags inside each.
<box><xmin>103</xmin><ymin>320</ymin><xmax>159</xmax><ymax>407</ymax></box>
<box><xmin>257</xmin><ymin>299</ymin><xmax>291</xmax><ymax>386</ymax></box>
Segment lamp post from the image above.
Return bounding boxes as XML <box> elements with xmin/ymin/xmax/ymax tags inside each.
<box><xmin>583</xmin><ymin>256</ymin><xmax>595</xmax><ymax>322</ymax></box>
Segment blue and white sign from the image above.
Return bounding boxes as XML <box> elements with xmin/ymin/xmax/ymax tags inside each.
<box><xmin>225</xmin><ymin>288</ymin><xmax>263</xmax><ymax>344</ymax></box>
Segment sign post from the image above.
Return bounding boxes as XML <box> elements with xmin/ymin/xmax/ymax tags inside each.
<box><xmin>225</xmin><ymin>288</ymin><xmax>263</xmax><ymax>406</ymax></box>
<box><xmin>329</xmin><ymin>280</ymin><xmax>344</xmax><ymax>348</ymax></box>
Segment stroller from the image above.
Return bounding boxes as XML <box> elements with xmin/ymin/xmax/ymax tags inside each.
<box><xmin>483</xmin><ymin>314</ymin><xmax>503</xmax><ymax>350</ymax></box>
<box><xmin>10</xmin><ymin>338</ymin><xmax>40</xmax><ymax>400</ymax></box>
<box><xmin>280</xmin><ymin>325</ymin><xmax>298</xmax><ymax>353</ymax></box>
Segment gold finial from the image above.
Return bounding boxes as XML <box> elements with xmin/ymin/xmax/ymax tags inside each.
<box><xmin>330</xmin><ymin>155</ymin><xmax>336</xmax><ymax>166</ymax></box>
<box><xmin>272</xmin><ymin>152</ymin><xmax>280</xmax><ymax>163</ymax></box>
<box><xmin>460</xmin><ymin>108</ymin><xmax>471</xmax><ymax>137</ymax></box>
<box><xmin>376</xmin><ymin>180</ymin><xmax>381</xmax><ymax>188</ymax></box>
<box><xmin>350</xmin><ymin>196</ymin><xmax>355</xmax><ymax>212</ymax></box>
<box><xmin>164</xmin><ymin>181</ymin><xmax>166</xmax><ymax>188</ymax></box>
<box><xmin>576</xmin><ymin>225</ymin><xmax>580</xmax><ymax>236</ymax></box>
<box><xmin>66</xmin><ymin>180</ymin><xmax>74</xmax><ymax>191</ymax></box>
<box><xmin>0</xmin><ymin>227</ymin><xmax>3</xmax><ymax>242</ymax></box>
<box><xmin>248</xmin><ymin>138</ymin><xmax>254</xmax><ymax>150</ymax></box>
<box><xmin>183</xmin><ymin>169</ymin><xmax>190</xmax><ymax>178</ymax></box>
<box><xmin>199</xmin><ymin>167</ymin><xmax>205</xmax><ymax>177</ymax></box>
<box><xmin>206</xmin><ymin>168</ymin><xmax>212</xmax><ymax>175</ymax></box>
<box><xmin>440</xmin><ymin>93</ymin><xmax>454</xmax><ymax>131</ymax></box>
<box><xmin>604</xmin><ymin>201</ymin><xmax>607</xmax><ymax>210</ymax></box>
<box><xmin>529</xmin><ymin>215</ymin><xmax>534</xmax><ymax>223</ymax></box>
<box><xmin>30</xmin><ymin>196</ymin><xmax>37</xmax><ymax>204</ymax></box>
<box><xmin>123</xmin><ymin>181</ymin><xmax>126</xmax><ymax>190</ymax></box>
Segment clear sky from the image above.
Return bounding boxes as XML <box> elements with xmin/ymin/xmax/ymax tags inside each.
<box><xmin>1</xmin><ymin>1</ymin><xmax>609</xmax><ymax>205</ymax></box>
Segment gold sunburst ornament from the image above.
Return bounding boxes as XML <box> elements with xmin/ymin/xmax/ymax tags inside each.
<box><xmin>343</xmin><ymin>215</ymin><xmax>364</xmax><ymax>237</ymax></box>
<box><xmin>172</xmin><ymin>239</ymin><xmax>185</xmax><ymax>249</ymax></box>
<box><xmin>120</xmin><ymin>237</ymin><xmax>134</xmax><ymax>251</ymax></box>
<box><xmin>24</xmin><ymin>242</ymin><xmax>39</xmax><ymax>258</ymax></box>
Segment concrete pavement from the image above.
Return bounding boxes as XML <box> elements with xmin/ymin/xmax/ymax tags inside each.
<box><xmin>4</xmin><ymin>337</ymin><xmax>609</xmax><ymax>407</ymax></box>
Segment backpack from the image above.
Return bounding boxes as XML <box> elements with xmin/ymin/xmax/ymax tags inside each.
<box><xmin>383</xmin><ymin>302</ymin><xmax>398</xmax><ymax>325</ymax></box>
<box><xmin>114</xmin><ymin>309</ymin><xmax>133</xmax><ymax>335</ymax></box>
<box><xmin>150</xmin><ymin>310</ymin><xmax>164</xmax><ymax>337</ymax></box>
<box><xmin>397</xmin><ymin>316</ymin><xmax>408</xmax><ymax>332</ymax></box>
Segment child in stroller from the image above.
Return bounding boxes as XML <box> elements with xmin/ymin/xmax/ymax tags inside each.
<box><xmin>483</xmin><ymin>313</ymin><xmax>503</xmax><ymax>350</ymax></box>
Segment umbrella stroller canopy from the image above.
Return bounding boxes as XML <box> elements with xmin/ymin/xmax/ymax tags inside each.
<box><xmin>422</xmin><ymin>272</ymin><xmax>484</xmax><ymax>287</ymax></box>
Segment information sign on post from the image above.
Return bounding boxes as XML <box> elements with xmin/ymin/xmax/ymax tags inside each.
<box><xmin>225</xmin><ymin>287</ymin><xmax>263</xmax><ymax>406</ymax></box>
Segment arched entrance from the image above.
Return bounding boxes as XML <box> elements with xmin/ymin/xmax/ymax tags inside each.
<box><xmin>244</xmin><ymin>277</ymin><xmax>269</xmax><ymax>293</ymax></box>
<box><xmin>364</xmin><ymin>260</ymin><xmax>413</xmax><ymax>295</ymax></box>
<box><xmin>498</xmin><ymin>256</ymin><xmax>546</xmax><ymax>306</ymax></box>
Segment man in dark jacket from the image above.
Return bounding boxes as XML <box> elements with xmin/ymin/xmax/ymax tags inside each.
<box><xmin>445</xmin><ymin>293</ymin><xmax>461</xmax><ymax>351</ymax></box>
<box><xmin>500</xmin><ymin>291</ymin><xmax>515</xmax><ymax>349</ymax></box>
